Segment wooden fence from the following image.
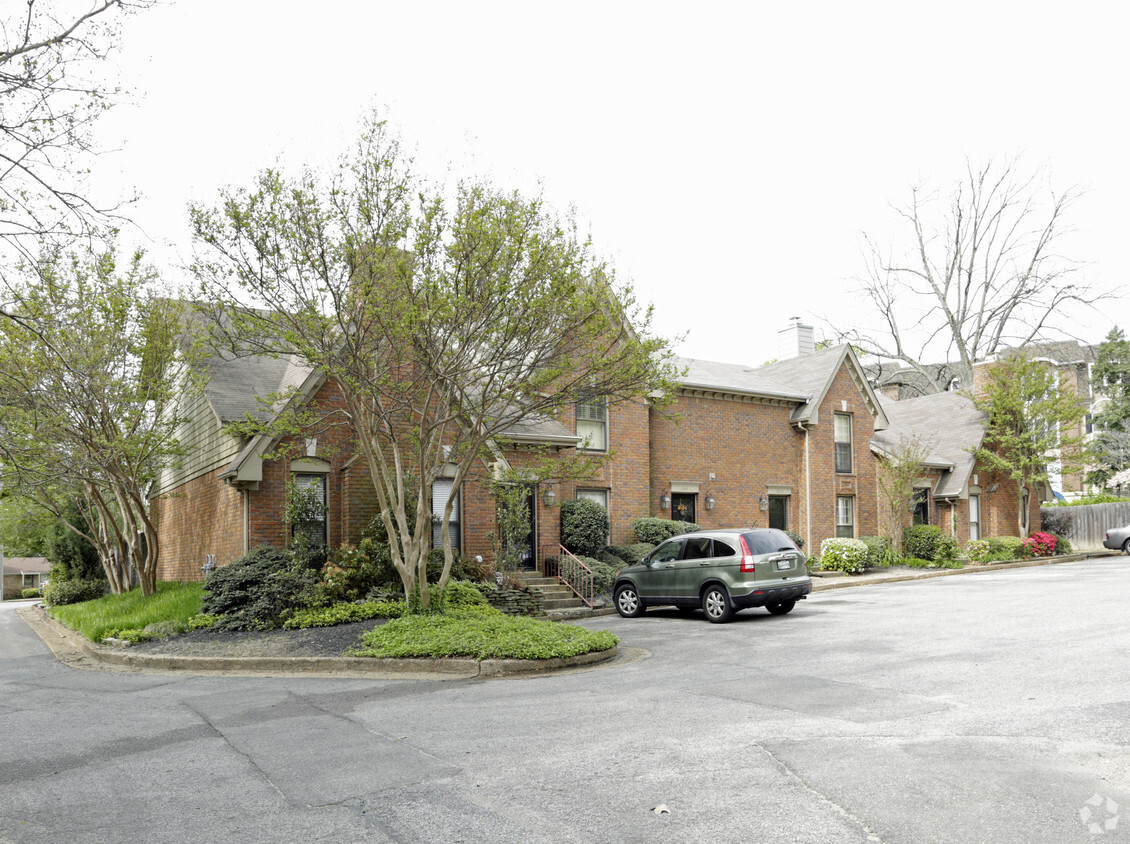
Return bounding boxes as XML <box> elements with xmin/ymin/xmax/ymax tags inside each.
<box><xmin>1040</xmin><ymin>502</ymin><xmax>1130</xmax><ymax>551</ymax></box>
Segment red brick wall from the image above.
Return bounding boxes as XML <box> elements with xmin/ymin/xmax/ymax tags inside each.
<box><xmin>650</xmin><ymin>394</ymin><xmax>802</xmax><ymax>534</ymax></box>
<box><xmin>647</xmin><ymin>362</ymin><xmax>880</xmax><ymax>552</ymax></box>
<box><xmin>152</xmin><ymin>466</ymin><xmax>245</xmax><ymax>581</ymax></box>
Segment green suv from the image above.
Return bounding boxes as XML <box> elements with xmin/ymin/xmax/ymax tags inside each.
<box><xmin>613</xmin><ymin>528</ymin><xmax>811</xmax><ymax>623</ymax></box>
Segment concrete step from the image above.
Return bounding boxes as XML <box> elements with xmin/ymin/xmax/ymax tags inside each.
<box><xmin>540</xmin><ymin>595</ymin><xmax>586</xmax><ymax>610</ymax></box>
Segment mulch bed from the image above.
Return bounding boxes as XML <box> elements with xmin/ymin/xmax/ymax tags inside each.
<box><xmin>126</xmin><ymin>618</ymin><xmax>390</xmax><ymax>659</ymax></box>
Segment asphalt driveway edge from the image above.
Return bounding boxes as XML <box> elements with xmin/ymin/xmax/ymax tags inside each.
<box><xmin>18</xmin><ymin>605</ymin><xmax>618</xmax><ymax>679</ymax></box>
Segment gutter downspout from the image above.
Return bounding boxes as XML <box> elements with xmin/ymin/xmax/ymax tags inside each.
<box><xmin>797</xmin><ymin>421</ymin><xmax>812</xmax><ymax>550</ymax></box>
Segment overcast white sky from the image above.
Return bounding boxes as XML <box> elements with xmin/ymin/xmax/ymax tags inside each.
<box><xmin>90</xmin><ymin>0</ymin><xmax>1130</xmax><ymax>366</ymax></box>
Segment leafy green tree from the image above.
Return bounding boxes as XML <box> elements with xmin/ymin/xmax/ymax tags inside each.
<box><xmin>0</xmin><ymin>245</ymin><xmax>191</xmax><ymax>594</ymax></box>
<box><xmin>971</xmin><ymin>352</ymin><xmax>1086</xmax><ymax>535</ymax></box>
<box><xmin>874</xmin><ymin>437</ymin><xmax>932</xmax><ymax>549</ymax></box>
<box><xmin>1087</xmin><ymin>328</ymin><xmax>1130</xmax><ymax>486</ymax></box>
<box><xmin>191</xmin><ymin>114</ymin><xmax>679</xmax><ymax>611</ymax></box>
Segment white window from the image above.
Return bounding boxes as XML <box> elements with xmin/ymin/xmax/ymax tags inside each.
<box><xmin>291</xmin><ymin>473</ymin><xmax>328</xmax><ymax>546</ymax></box>
<box><xmin>834</xmin><ymin>413</ymin><xmax>853</xmax><ymax>474</ymax></box>
<box><xmin>577</xmin><ymin>488</ymin><xmax>610</xmax><ymax>543</ymax></box>
<box><xmin>577</xmin><ymin>488</ymin><xmax>608</xmax><ymax>509</ymax></box>
<box><xmin>432</xmin><ymin>479</ymin><xmax>461</xmax><ymax>552</ymax></box>
<box><xmin>577</xmin><ymin>399</ymin><xmax>608</xmax><ymax>452</ymax></box>
<box><xmin>968</xmin><ymin>494</ymin><xmax>981</xmax><ymax>541</ymax></box>
<box><xmin>836</xmin><ymin>496</ymin><xmax>855</xmax><ymax>538</ymax></box>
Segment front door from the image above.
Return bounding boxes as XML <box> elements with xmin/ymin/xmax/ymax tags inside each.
<box><xmin>671</xmin><ymin>493</ymin><xmax>697</xmax><ymax>524</ymax></box>
<box><xmin>768</xmin><ymin>496</ymin><xmax>789</xmax><ymax>531</ymax></box>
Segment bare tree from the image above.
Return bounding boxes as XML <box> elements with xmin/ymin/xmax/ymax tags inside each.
<box><xmin>836</xmin><ymin>159</ymin><xmax>1107</xmax><ymax>395</ymax></box>
<box><xmin>0</xmin><ymin>0</ymin><xmax>152</xmax><ymax>265</ymax></box>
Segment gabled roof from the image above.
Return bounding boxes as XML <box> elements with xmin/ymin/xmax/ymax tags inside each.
<box><xmin>204</xmin><ymin>351</ymin><xmax>315</xmax><ymax>423</ymax></box>
<box><xmin>2</xmin><ymin>557</ymin><xmax>50</xmax><ymax>576</ymax></box>
<box><xmin>676</xmin><ymin>345</ymin><xmax>888</xmax><ymax>430</ymax></box>
<box><xmin>872</xmin><ymin>392</ymin><xmax>987</xmax><ymax>498</ymax></box>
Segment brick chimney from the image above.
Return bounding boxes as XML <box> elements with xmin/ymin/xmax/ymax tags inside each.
<box><xmin>778</xmin><ymin>318</ymin><xmax>815</xmax><ymax>359</ymax></box>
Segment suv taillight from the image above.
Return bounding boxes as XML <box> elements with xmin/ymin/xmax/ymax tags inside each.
<box><xmin>739</xmin><ymin>535</ymin><xmax>757</xmax><ymax>572</ymax></box>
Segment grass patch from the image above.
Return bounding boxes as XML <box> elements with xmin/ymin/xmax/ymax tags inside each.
<box><xmin>350</xmin><ymin>605</ymin><xmax>618</xmax><ymax>661</ymax></box>
<box><xmin>49</xmin><ymin>582</ymin><xmax>204</xmax><ymax>643</ymax></box>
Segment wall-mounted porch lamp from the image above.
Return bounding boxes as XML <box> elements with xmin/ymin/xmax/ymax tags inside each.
<box><xmin>758</xmin><ymin>495</ymin><xmax>769</xmax><ymax>511</ymax></box>
<box><xmin>543</xmin><ymin>487</ymin><xmax>556</xmax><ymax>506</ymax></box>
<box><xmin>660</xmin><ymin>490</ymin><xmax>671</xmax><ymax>509</ymax></box>
<box><xmin>704</xmin><ymin>493</ymin><xmax>716</xmax><ymax>511</ymax></box>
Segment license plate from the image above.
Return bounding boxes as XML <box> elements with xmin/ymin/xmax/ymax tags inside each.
<box><xmin>775</xmin><ymin>559</ymin><xmax>791</xmax><ymax>571</ymax></box>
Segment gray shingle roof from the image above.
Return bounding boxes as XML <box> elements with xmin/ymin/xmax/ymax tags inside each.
<box><xmin>204</xmin><ymin>352</ymin><xmax>314</xmax><ymax>423</ymax></box>
<box><xmin>872</xmin><ymin>392</ymin><xmax>987</xmax><ymax>498</ymax></box>
<box><xmin>677</xmin><ymin>345</ymin><xmax>887</xmax><ymax>429</ymax></box>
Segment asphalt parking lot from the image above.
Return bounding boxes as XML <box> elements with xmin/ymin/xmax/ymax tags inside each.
<box><xmin>2</xmin><ymin>557</ymin><xmax>1129</xmax><ymax>843</ymax></box>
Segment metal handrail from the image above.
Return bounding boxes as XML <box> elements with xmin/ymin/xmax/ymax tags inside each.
<box><xmin>553</xmin><ymin>544</ymin><xmax>595</xmax><ymax>608</ymax></box>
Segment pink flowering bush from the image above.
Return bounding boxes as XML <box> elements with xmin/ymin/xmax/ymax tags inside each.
<box><xmin>1023</xmin><ymin>532</ymin><xmax>1057</xmax><ymax>558</ymax></box>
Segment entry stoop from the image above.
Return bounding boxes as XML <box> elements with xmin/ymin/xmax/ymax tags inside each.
<box><xmin>516</xmin><ymin>573</ymin><xmax>587</xmax><ymax>614</ymax></box>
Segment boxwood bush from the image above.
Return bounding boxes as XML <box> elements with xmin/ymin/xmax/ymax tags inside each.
<box><xmin>858</xmin><ymin>536</ymin><xmax>891</xmax><ymax>568</ymax></box>
<box><xmin>902</xmin><ymin>524</ymin><xmax>943</xmax><ymax>561</ymax></box>
<box><xmin>43</xmin><ymin>578</ymin><xmax>106</xmax><ymax>606</ymax></box>
<box><xmin>819</xmin><ymin>538</ymin><xmax>868</xmax><ymax>573</ymax></box>
<box><xmin>631</xmin><ymin>517</ymin><xmax>700</xmax><ymax>544</ymax></box>
<box><xmin>560</xmin><ymin>498</ymin><xmax>611</xmax><ymax>557</ymax></box>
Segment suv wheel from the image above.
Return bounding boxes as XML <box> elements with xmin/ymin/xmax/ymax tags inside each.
<box><xmin>702</xmin><ymin>585</ymin><xmax>734</xmax><ymax>623</ymax></box>
<box><xmin>615</xmin><ymin>584</ymin><xmax>645</xmax><ymax>618</ymax></box>
<box><xmin>766</xmin><ymin>599</ymin><xmax>796</xmax><ymax>616</ymax></box>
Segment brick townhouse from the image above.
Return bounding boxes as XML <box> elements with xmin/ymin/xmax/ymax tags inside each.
<box><xmin>152</xmin><ymin>322</ymin><xmax>1033</xmax><ymax>580</ymax></box>
<box><xmin>870</xmin><ymin>390</ymin><xmax>1040</xmax><ymax>544</ymax></box>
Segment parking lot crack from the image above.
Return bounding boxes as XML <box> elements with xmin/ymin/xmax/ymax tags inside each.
<box><xmin>753</xmin><ymin>742</ymin><xmax>885</xmax><ymax>843</ymax></box>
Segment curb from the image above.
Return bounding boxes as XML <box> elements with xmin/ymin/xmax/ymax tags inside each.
<box><xmin>810</xmin><ymin>551</ymin><xmax>1115</xmax><ymax>592</ymax></box>
<box><xmin>19</xmin><ymin>605</ymin><xmax>618</xmax><ymax>680</ymax></box>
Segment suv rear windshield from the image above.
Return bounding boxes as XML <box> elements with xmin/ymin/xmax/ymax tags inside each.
<box><xmin>741</xmin><ymin>529</ymin><xmax>799</xmax><ymax>555</ymax></box>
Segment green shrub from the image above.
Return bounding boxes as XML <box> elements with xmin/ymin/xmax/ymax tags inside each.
<box><xmin>575</xmin><ymin>555</ymin><xmax>621</xmax><ymax>594</ymax></box>
<box><xmin>785</xmin><ymin>530</ymin><xmax>805</xmax><ymax>550</ymax></box>
<box><xmin>201</xmin><ymin>546</ymin><xmax>319</xmax><ymax>630</ymax></box>
<box><xmin>439</xmin><ymin>580</ymin><xmax>488</xmax><ymax>608</ymax></box>
<box><xmin>623</xmin><ymin>542</ymin><xmax>655</xmax><ymax>562</ymax></box>
<box><xmin>43</xmin><ymin>578</ymin><xmax>105</xmax><ymax>606</ymax></box>
<box><xmin>1048</xmin><ymin>493</ymin><xmax>1130</xmax><ymax>506</ymax></box>
<box><xmin>319</xmin><ymin>543</ymin><xmax>384</xmax><ymax>602</ymax></box>
<box><xmin>934</xmin><ymin>535</ymin><xmax>959</xmax><ymax>563</ymax></box>
<box><xmin>819</xmin><ymin>538</ymin><xmax>868</xmax><ymax>573</ymax></box>
<box><xmin>560</xmin><ymin>498</ymin><xmax>611</xmax><ymax>557</ymax></box>
<box><xmin>965</xmin><ymin>539</ymin><xmax>991</xmax><ymax>563</ymax></box>
<box><xmin>601</xmin><ymin>545</ymin><xmax>639</xmax><ymax>566</ymax></box>
<box><xmin>21</xmin><ymin>588</ymin><xmax>42</xmax><ymax>599</ymax></box>
<box><xmin>902</xmin><ymin>524</ymin><xmax>942</xmax><ymax>561</ymax></box>
<box><xmin>631</xmin><ymin>517</ymin><xmax>700</xmax><ymax>544</ymax></box>
<box><xmin>858</xmin><ymin>536</ymin><xmax>891</xmax><ymax>568</ymax></box>
<box><xmin>985</xmin><ymin>536</ymin><xmax>1025</xmax><ymax>560</ymax></box>
<box><xmin>1049</xmin><ymin>533</ymin><xmax>1072</xmax><ymax>554</ymax></box>
<box><xmin>282</xmin><ymin>600</ymin><xmax>406</xmax><ymax>630</ymax></box>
